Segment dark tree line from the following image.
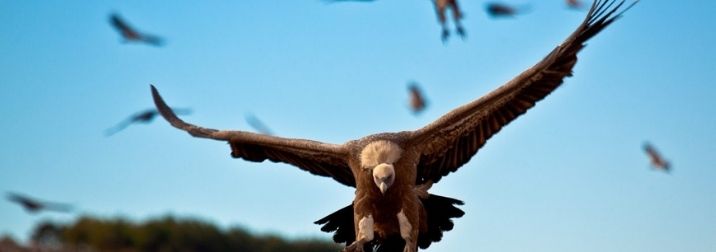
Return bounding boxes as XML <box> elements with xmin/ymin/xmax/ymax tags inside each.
<box><xmin>4</xmin><ymin>215</ymin><xmax>341</xmax><ymax>252</ymax></box>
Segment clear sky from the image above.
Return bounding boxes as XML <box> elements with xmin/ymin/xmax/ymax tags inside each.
<box><xmin>1</xmin><ymin>0</ymin><xmax>715</xmax><ymax>251</ymax></box>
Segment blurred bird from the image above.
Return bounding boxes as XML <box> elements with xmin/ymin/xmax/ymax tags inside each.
<box><xmin>485</xmin><ymin>2</ymin><xmax>530</xmax><ymax>18</ymax></box>
<box><xmin>434</xmin><ymin>0</ymin><xmax>466</xmax><ymax>42</ymax></box>
<box><xmin>109</xmin><ymin>13</ymin><xmax>164</xmax><ymax>46</ymax></box>
<box><xmin>408</xmin><ymin>82</ymin><xmax>428</xmax><ymax>114</ymax></box>
<box><xmin>643</xmin><ymin>142</ymin><xmax>671</xmax><ymax>172</ymax></box>
<box><xmin>567</xmin><ymin>0</ymin><xmax>586</xmax><ymax>9</ymax></box>
<box><xmin>7</xmin><ymin>192</ymin><xmax>72</xmax><ymax>214</ymax></box>
<box><xmin>105</xmin><ymin>108</ymin><xmax>191</xmax><ymax>136</ymax></box>
<box><xmin>245</xmin><ymin>114</ymin><xmax>274</xmax><ymax>135</ymax></box>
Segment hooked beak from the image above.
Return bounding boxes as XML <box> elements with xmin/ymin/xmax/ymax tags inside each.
<box><xmin>378</xmin><ymin>182</ymin><xmax>388</xmax><ymax>194</ymax></box>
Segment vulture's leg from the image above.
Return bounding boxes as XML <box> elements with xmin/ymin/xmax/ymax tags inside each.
<box><xmin>344</xmin><ymin>214</ymin><xmax>373</xmax><ymax>252</ymax></box>
<box><xmin>435</xmin><ymin>1</ymin><xmax>450</xmax><ymax>42</ymax></box>
<box><xmin>450</xmin><ymin>1</ymin><xmax>466</xmax><ymax>39</ymax></box>
<box><xmin>441</xmin><ymin>26</ymin><xmax>450</xmax><ymax>43</ymax></box>
<box><xmin>455</xmin><ymin>23</ymin><xmax>466</xmax><ymax>39</ymax></box>
<box><xmin>397</xmin><ymin>209</ymin><xmax>419</xmax><ymax>252</ymax></box>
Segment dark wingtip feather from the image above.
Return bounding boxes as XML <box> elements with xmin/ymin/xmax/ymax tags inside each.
<box><xmin>151</xmin><ymin>85</ymin><xmax>181</xmax><ymax>125</ymax></box>
<box><xmin>150</xmin><ymin>85</ymin><xmax>223</xmax><ymax>139</ymax></box>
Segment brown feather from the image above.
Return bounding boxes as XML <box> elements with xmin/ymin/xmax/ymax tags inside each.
<box><xmin>151</xmin><ymin>85</ymin><xmax>355</xmax><ymax>186</ymax></box>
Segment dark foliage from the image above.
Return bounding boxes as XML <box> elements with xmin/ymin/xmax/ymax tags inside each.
<box><xmin>26</xmin><ymin>215</ymin><xmax>341</xmax><ymax>252</ymax></box>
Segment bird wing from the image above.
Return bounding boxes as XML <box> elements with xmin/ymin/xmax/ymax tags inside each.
<box><xmin>643</xmin><ymin>143</ymin><xmax>659</xmax><ymax>158</ymax></box>
<box><xmin>42</xmin><ymin>202</ymin><xmax>73</xmax><ymax>213</ymax></box>
<box><xmin>104</xmin><ymin>118</ymin><xmax>134</xmax><ymax>136</ymax></box>
<box><xmin>151</xmin><ymin>86</ymin><xmax>356</xmax><ymax>187</ymax></box>
<box><xmin>408</xmin><ymin>0</ymin><xmax>636</xmax><ymax>184</ymax></box>
<box><xmin>140</xmin><ymin>34</ymin><xmax>164</xmax><ymax>46</ymax></box>
<box><xmin>109</xmin><ymin>14</ymin><xmax>136</xmax><ymax>34</ymax></box>
<box><xmin>6</xmin><ymin>192</ymin><xmax>29</xmax><ymax>204</ymax></box>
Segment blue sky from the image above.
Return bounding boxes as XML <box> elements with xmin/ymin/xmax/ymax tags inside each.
<box><xmin>1</xmin><ymin>0</ymin><xmax>715</xmax><ymax>251</ymax></box>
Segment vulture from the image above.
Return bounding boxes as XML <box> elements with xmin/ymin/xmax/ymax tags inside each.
<box><xmin>150</xmin><ymin>1</ymin><xmax>636</xmax><ymax>251</ymax></box>
<box><xmin>7</xmin><ymin>192</ymin><xmax>72</xmax><ymax>214</ymax></box>
<box><xmin>643</xmin><ymin>142</ymin><xmax>671</xmax><ymax>172</ymax></box>
<box><xmin>109</xmin><ymin>13</ymin><xmax>164</xmax><ymax>46</ymax></box>
<box><xmin>484</xmin><ymin>2</ymin><xmax>530</xmax><ymax>18</ymax></box>
<box><xmin>105</xmin><ymin>108</ymin><xmax>191</xmax><ymax>136</ymax></box>
<box><xmin>407</xmin><ymin>82</ymin><xmax>428</xmax><ymax>114</ymax></box>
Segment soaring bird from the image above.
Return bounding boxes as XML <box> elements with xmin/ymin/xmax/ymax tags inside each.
<box><xmin>407</xmin><ymin>82</ymin><xmax>428</xmax><ymax>114</ymax></box>
<box><xmin>150</xmin><ymin>1</ymin><xmax>636</xmax><ymax>251</ymax></box>
<box><xmin>7</xmin><ymin>192</ymin><xmax>72</xmax><ymax>214</ymax></box>
<box><xmin>109</xmin><ymin>13</ymin><xmax>164</xmax><ymax>46</ymax></box>
<box><xmin>643</xmin><ymin>142</ymin><xmax>671</xmax><ymax>172</ymax></box>
<box><xmin>105</xmin><ymin>108</ymin><xmax>191</xmax><ymax>136</ymax></box>
<box><xmin>485</xmin><ymin>2</ymin><xmax>530</xmax><ymax>18</ymax></box>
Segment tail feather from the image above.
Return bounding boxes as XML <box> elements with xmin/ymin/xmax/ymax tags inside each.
<box><xmin>315</xmin><ymin>194</ymin><xmax>464</xmax><ymax>250</ymax></box>
<box><xmin>314</xmin><ymin>204</ymin><xmax>355</xmax><ymax>245</ymax></box>
<box><xmin>418</xmin><ymin>194</ymin><xmax>464</xmax><ymax>249</ymax></box>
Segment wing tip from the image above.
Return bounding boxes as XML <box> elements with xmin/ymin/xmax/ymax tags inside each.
<box><xmin>150</xmin><ymin>85</ymin><xmax>225</xmax><ymax>140</ymax></box>
<box><xmin>150</xmin><ymin>84</ymin><xmax>187</xmax><ymax>129</ymax></box>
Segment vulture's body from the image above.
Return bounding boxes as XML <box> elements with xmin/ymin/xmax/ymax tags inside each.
<box><xmin>151</xmin><ymin>1</ymin><xmax>636</xmax><ymax>251</ymax></box>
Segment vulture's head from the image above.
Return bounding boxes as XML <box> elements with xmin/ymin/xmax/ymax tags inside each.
<box><xmin>360</xmin><ymin>140</ymin><xmax>403</xmax><ymax>195</ymax></box>
<box><xmin>373</xmin><ymin>163</ymin><xmax>395</xmax><ymax>194</ymax></box>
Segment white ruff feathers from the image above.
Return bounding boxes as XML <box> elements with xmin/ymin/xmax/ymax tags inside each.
<box><xmin>360</xmin><ymin>140</ymin><xmax>402</xmax><ymax>168</ymax></box>
<box><xmin>358</xmin><ymin>215</ymin><xmax>374</xmax><ymax>241</ymax></box>
<box><xmin>397</xmin><ymin>209</ymin><xmax>412</xmax><ymax>240</ymax></box>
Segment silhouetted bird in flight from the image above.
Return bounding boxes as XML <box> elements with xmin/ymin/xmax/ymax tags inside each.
<box><xmin>643</xmin><ymin>142</ymin><xmax>671</xmax><ymax>172</ymax></box>
<box><xmin>6</xmin><ymin>192</ymin><xmax>72</xmax><ymax>214</ymax></box>
<box><xmin>150</xmin><ymin>1</ymin><xmax>636</xmax><ymax>251</ymax></box>
<box><xmin>485</xmin><ymin>2</ymin><xmax>528</xmax><ymax>18</ymax></box>
<box><xmin>109</xmin><ymin>13</ymin><xmax>164</xmax><ymax>46</ymax></box>
<box><xmin>567</xmin><ymin>0</ymin><xmax>586</xmax><ymax>9</ymax></box>
<box><xmin>408</xmin><ymin>82</ymin><xmax>428</xmax><ymax>114</ymax></box>
<box><xmin>105</xmin><ymin>108</ymin><xmax>191</xmax><ymax>136</ymax></box>
<box><xmin>245</xmin><ymin>114</ymin><xmax>274</xmax><ymax>135</ymax></box>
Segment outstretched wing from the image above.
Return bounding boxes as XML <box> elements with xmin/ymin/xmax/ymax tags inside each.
<box><xmin>109</xmin><ymin>14</ymin><xmax>136</xmax><ymax>35</ymax></box>
<box><xmin>409</xmin><ymin>0</ymin><xmax>637</xmax><ymax>184</ymax></box>
<box><xmin>151</xmin><ymin>85</ymin><xmax>356</xmax><ymax>187</ymax></box>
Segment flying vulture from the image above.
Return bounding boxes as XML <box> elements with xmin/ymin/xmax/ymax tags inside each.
<box><xmin>7</xmin><ymin>192</ymin><xmax>72</xmax><ymax>214</ymax></box>
<box><xmin>643</xmin><ymin>142</ymin><xmax>671</xmax><ymax>172</ymax></box>
<box><xmin>105</xmin><ymin>108</ymin><xmax>191</xmax><ymax>136</ymax></box>
<box><xmin>151</xmin><ymin>1</ymin><xmax>636</xmax><ymax>251</ymax></box>
<box><xmin>484</xmin><ymin>2</ymin><xmax>531</xmax><ymax>18</ymax></box>
<box><xmin>109</xmin><ymin>13</ymin><xmax>164</xmax><ymax>46</ymax></box>
<box><xmin>407</xmin><ymin>82</ymin><xmax>428</xmax><ymax>114</ymax></box>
